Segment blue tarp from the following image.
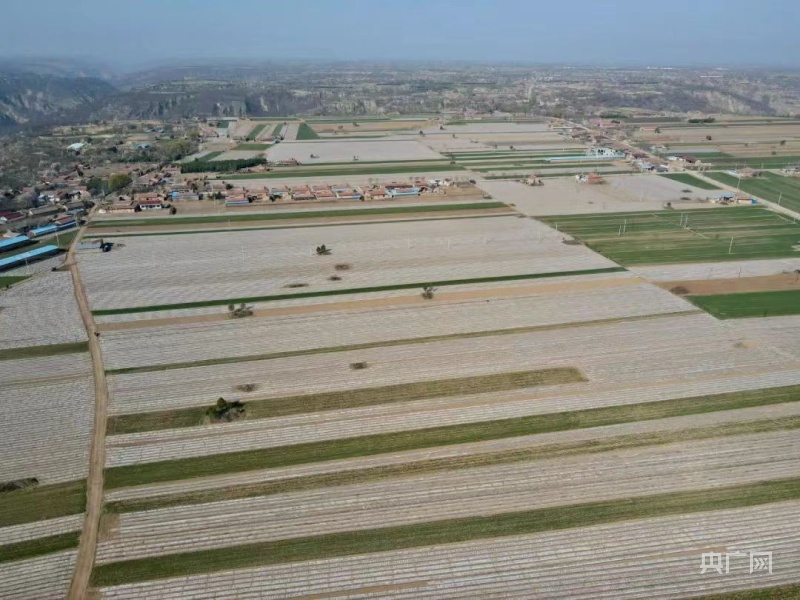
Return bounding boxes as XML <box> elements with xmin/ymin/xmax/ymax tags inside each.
<box><xmin>0</xmin><ymin>245</ymin><xmax>60</xmax><ymax>271</ymax></box>
<box><xmin>0</xmin><ymin>236</ymin><xmax>31</xmax><ymax>253</ymax></box>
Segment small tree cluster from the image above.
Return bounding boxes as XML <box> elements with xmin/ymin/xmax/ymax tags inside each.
<box><xmin>421</xmin><ymin>285</ymin><xmax>437</xmax><ymax>300</ymax></box>
<box><xmin>206</xmin><ymin>397</ymin><xmax>246</xmax><ymax>422</ymax></box>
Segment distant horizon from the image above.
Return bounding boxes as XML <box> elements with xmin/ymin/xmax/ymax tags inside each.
<box><xmin>2</xmin><ymin>55</ymin><xmax>799</xmax><ymax>77</ymax></box>
<box><xmin>2</xmin><ymin>0</ymin><xmax>798</xmax><ymax>71</ymax></box>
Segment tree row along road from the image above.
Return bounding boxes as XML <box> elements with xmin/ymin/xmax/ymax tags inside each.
<box><xmin>65</xmin><ymin>221</ymin><xmax>110</xmax><ymax>599</ymax></box>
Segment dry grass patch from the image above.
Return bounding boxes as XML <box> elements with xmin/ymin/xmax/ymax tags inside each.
<box><xmin>0</xmin><ymin>479</ymin><xmax>86</xmax><ymax>527</ymax></box>
<box><xmin>107</xmin><ymin>368</ymin><xmax>585</xmax><ymax>434</ymax></box>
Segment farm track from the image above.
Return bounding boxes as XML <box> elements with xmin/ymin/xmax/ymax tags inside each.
<box><xmin>65</xmin><ymin>228</ymin><xmax>110</xmax><ymax>600</ymax></box>
<box><xmin>94</xmin><ymin>501</ymin><xmax>800</xmax><ymax>599</ymax></box>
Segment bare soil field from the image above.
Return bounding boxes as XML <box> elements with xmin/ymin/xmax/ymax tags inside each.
<box><xmin>660</xmin><ymin>272</ymin><xmax>800</xmax><ymax>295</ymax></box>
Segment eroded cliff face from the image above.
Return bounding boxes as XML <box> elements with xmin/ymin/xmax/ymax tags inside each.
<box><xmin>0</xmin><ymin>73</ymin><xmax>116</xmax><ymax>127</ymax></box>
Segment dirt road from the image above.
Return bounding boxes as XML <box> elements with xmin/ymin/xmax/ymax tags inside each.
<box><xmin>660</xmin><ymin>272</ymin><xmax>800</xmax><ymax>296</ymax></box>
<box><xmin>65</xmin><ymin>225</ymin><xmax>109</xmax><ymax>599</ymax></box>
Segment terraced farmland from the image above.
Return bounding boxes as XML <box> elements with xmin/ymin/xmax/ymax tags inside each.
<box><xmin>539</xmin><ymin>206</ymin><xmax>800</xmax><ymax>265</ymax></box>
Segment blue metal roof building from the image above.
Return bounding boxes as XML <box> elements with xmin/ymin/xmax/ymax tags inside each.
<box><xmin>0</xmin><ymin>236</ymin><xmax>33</xmax><ymax>254</ymax></box>
<box><xmin>0</xmin><ymin>245</ymin><xmax>61</xmax><ymax>272</ymax></box>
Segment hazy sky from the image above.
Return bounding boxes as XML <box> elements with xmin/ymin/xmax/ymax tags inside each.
<box><xmin>4</xmin><ymin>0</ymin><xmax>799</xmax><ymax>69</ymax></box>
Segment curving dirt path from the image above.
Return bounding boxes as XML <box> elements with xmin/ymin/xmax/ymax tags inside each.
<box><xmin>65</xmin><ymin>224</ymin><xmax>109</xmax><ymax>599</ymax></box>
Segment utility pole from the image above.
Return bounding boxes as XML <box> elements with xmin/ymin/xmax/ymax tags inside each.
<box><xmin>728</xmin><ymin>237</ymin><xmax>734</xmax><ymax>254</ymax></box>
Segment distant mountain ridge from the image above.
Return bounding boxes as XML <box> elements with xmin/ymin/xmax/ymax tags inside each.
<box><xmin>0</xmin><ymin>72</ymin><xmax>117</xmax><ymax>128</ymax></box>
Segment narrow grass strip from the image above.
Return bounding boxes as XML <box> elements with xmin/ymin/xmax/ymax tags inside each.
<box><xmin>104</xmin><ymin>384</ymin><xmax>800</xmax><ymax>489</ymax></box>
<box><xmin>688</xmin><ymin>290</ymin><xmax>800</xmax><ymax>319</ymax></box>
<box><xmin>107</xmin><ymin>415</ymin><xmax>800</xmax><ymax>514</ymax></box>
<box><xmin>0</xmin><ymin>531</ymin><xmax>80</xmax><ymax>564</ymax></box>
<box><xmin>0</xmin><ymin>275</ymin><xmax>30</xmax><ymax>287</ymax></box>
<box><xmin>105</xmin><ymin>311</ymin><xmax>698</xmax><ymax>376</ymax></box>
<box><xmin>658</xmin><ymin>172</ymin><xmax>722</xmax><ymax>190</ymax></box>
<box><xmin>88</xmin><ymin>202</ymin><xmax>506</xmax><ymax>229</ymax></box>
<box><xmin>107</xmin><ymin>368</ymin><xmax>585</xmax><ymax>435</ymax></box>
<box><xmin>92</xmin><ymin>267</ymin><xmax>626</xmax><ymax>316</ymax></box>
<box><xmin>0</xmin><ymin>341</ymin><xmax>89</xmax><ymax>361</ymax></box>
<box><xmin>694</xmin><ymin>585</ymin><xmax>800</xmax><ymax>599</ymax></box>
<box><xmin>0</xmin><ymin>480</ymin><xmax>86</xmax><ymax>527</ymax></box>
<box><xmin>91</xmin><ymin>478</ymin><xmax>800</xmax><ymax>587</ymax></box>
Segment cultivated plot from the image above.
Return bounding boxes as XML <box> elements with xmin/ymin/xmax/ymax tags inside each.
<box><xmin>98</xmin><ymin>276</ymin><xmax>690</xmax><ymax>371</ymax></box>
<box><xmin>539</xmin><ymin>206</ymin><xmax>800</xmax><ymax>265</ymax></box>
<box><xmin>0</xmin><ymin>354</ymin><xmax>94</xmax><ymax>485</ymax></box>
<box><xmin>266</xmin><ymin>140</ymin><xmax>443</xmax><ymax>163</ymax></box>
<box><xmin>479</xmin><ymin>175</ymin><xmax>715</xmax><ymax>216</ymax></box>
<box><xmin>0</xmin><ymin>272</ymin><xmax>86</xmax><ymax>349</ymax></box>
<box><xmin>78</xmin><ymin>216</ymin><xmax>615</xmax><ymax>312</ymax></box>
<box><xmin>94</xmin><ymin>502</ymin><xmax>800</xmax><ymax>599</ymax></box>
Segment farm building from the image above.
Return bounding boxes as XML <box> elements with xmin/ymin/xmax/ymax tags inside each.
<box><xmin>103</xmin><ymin>199</ymin><xmax>136</xmax><ymax>214</ymax></box>
<box><xmin>366</xmin><ymin>186</ymin><xmax>390</xmax><ymax>200</ymax></box>
<box><xmin>137</xmin><ymin>200</ymin><xmax>165</xmax><ymax>211</ymax></box>
<box><xmin>576</xmin><ymin>173</ymin><xmax>605</xmax><ymax>184</ymax></box>
<box><xmin>291</xmin><ymin>187</ymin><xmax>315</xmax><ymax>201</ymax></box>
<box><xmin>0</xmin><ymin>245</ymin><xmax>60</xmax><ymax>271</ymax></box>
<box><xmin>0</xmin><ymin>210</ymin><xmax>25</xmax><ymax>224</ymax></box>
<box><xmin>334</xmin><ymin>188</ymin><xmax>363</xmax><ymax>200</ymax></box>
<box><xmin>0</xmin><ymin>235</ymin><xmax>34</xmax><ymax>254</ymax></box>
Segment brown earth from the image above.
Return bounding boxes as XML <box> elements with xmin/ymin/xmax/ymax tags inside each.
<box><xmin>98</xmin><ymin>277</ymin><xmax>639</xmax><ymax>332</ymax></box>
<box><xmin>65</xmin><ymin>222</ymin><xmax>110</xmax><ymax>600</ymax></box>
<box><xmin>88</xmin><ymin>207</ymin><xmax>514</xmax><ymax>235</ymax></box>
<box><xmin>660</xmin><ymin>272</ymin><xmax>800</xmax><ymax>296</ymax></box>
